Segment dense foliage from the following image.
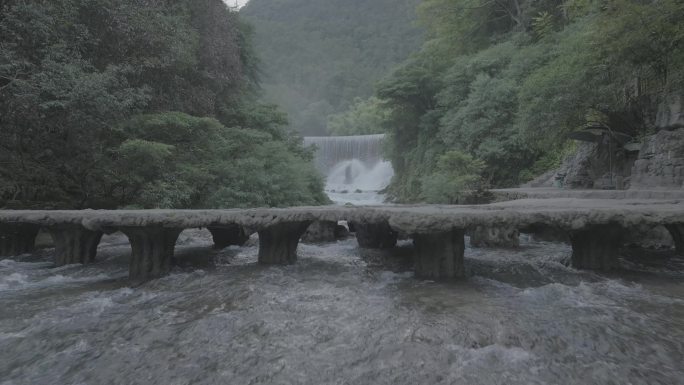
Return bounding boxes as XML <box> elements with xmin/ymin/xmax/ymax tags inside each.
<box><xmin>326</xmin><ymin>97</ymin><xmax>389</xmax><ymax>136</ymax></box>
<box><xmin>421</xmin><ymin>151</ymin><xmax>485</xmax><ymax>204</ymax></box>
<box><xmin>241</xmin><ymin>0</ymin><xmax>423</xmax><ymax>136</ymax></box>
<box><xmin>0</xmin><ymin>0</ymin><xmax>328</xmax><ymax>209</ymax></box>
<box><xmin>361</xmin><ymin>0</ymin><xmax>684</xmax><ymax>202</ymax></box>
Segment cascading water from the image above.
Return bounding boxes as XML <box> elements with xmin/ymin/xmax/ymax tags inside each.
<box><xmin>304</xmin><ymin>134</ymin><xmax>394</xmax><ymax>205</ymax></box>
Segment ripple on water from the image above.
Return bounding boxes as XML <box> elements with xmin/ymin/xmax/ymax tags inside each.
<box><xmin>0</xmin><ymin>237</ymin><xmax>683</xmax><ymax>384</ymax></box>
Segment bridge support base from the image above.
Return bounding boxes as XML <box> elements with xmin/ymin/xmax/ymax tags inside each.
<box><xmin>352</xmin><ymin>221</ymin><xmax>397</xmax><ymax>249</ymax></box>
<box><xmin>48</xmin><ymin>225</ymin><xmax>103</xmax><ymax>266</ymax></box>
<box><xmin>258</xmin><ymin>221</ymin><xmax>311</xmax><ymax>265</ymax></box>
<box><xmin>470</xmin><ymin>226</ymin><xmax>519</xmax><ymax>248</ymax></box>
<box><xmin>665</xmin><ymin>224</ymin><xmax>684</xmax><ymax>255</ymax></box>
<box><xmin>121</xmin><ymin>227</ymin><xmax>182</xmax><ymax>281</ymax></box>
<box><xmin>413</xmin><ymin>229</ymin><xmax>465</xmax><ymax>279</ymax></box>
<box><xmin>208</xmin><ymin>225</ymin><xmax>249</xmax><ymax>249</ymax></box>
<box><xmin>0</xmin><ymin>223</ymin><xmax>39</xmax><ymax>257</ymax></box>
<box><xmin>570</xmin><ymin>224</ymin><xmax>623</xmax><ymax>271</ymax></box>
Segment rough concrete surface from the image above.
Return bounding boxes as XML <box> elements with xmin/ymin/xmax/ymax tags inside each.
<box><xmin>631</xmin><ymin>128</ymin><xmax>684</xmax><ymax>189</ymax></box>
<box><xmin>493</xmin><ymin>188</ymin><xmax>684</xmax><ymax>201</ymax></box>
<box><xmin>0</xmin><ymin>198</ymin><xmax>683</xmax><ymax>236</ymax></box>
<box><xmin>2</xmin><ymin>198</ymin><xmax>684</xmax><ymax>280</ymax></box>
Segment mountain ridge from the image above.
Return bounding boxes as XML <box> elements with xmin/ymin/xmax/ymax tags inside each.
<box><xmin>241</xmin><ymin>0</ymin><xmax>423</xmax><ymax>135</ymax></box>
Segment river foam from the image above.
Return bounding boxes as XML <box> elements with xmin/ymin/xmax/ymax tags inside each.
<box><xmin>0</xmin><ymin>235</ymin><xmax>683</xmax><ymax>384</ymax></box>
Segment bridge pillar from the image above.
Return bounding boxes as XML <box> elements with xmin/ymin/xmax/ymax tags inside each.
<box><xmin>413</xmin><ymin>229</ymin><xmax>465</xmax><ymax>279</ymax></box>
<box><xmin>0</xmin><ymin>223</ymin><xmax>39</xmax><ymax>257</ymax></box>
<box><xmin>469</xmin><ymin>226</ymin><xmax>519</xmax><ymax>248</ymax></box>
<box><xmin>569</xmin><ymin>224</ymin><xmax>623</xmax><ymax>271</ymax></box>
<box><xmin>208</xmin><ymin>225</ymin><xmax>250</xmax><ymax>249</ymax></box>
<box><xmin>121</xmin><ymin>227</ymin><xmax>182</xmax><ymax>281</ymax></box>
<box><xmin>665</xmin><ymin>224</ymin><xmax>684</xmax><ymax>254</ymax></box>
<box><xmin>352</xmin><ymin>221</ymin><xmax>397</xmax><ymax>249</ymax></box>
<box><xmin>48</xmin><ymin>225</ymin><xmax>103</xmax><ymax>266</ymax></box>
<box><xmin>258</xmin><ymin>221</ymin><xmax>311</xmax><ymax>265</ymax></box>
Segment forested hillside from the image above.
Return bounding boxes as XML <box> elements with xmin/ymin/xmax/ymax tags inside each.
<box><xmin>357</xmin><ymin>0</ymin><xmax>684</xmax><ymax>202</ymax></box>
<box><xmin>241</xmin><ymin>0</ymin><xmax>423</xmax><ymax>136</ymax></box>
<box><xmin>0</xmin><ymin>0</ymin><xmax>328</xmax><ymax>209</ymax></box>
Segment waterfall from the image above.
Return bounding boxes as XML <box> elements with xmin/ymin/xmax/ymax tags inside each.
<box><xmin>304</xmin><ymin>134</ymin><xmax>394</xmax><ymax>204</ymax></box>
<box><xmin>304</xmin><ymin>134</ymin><xmax>387</xmax><ymax>173</ymax></box>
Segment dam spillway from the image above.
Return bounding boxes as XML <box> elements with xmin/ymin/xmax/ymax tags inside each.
<box><xmin>304</xmin><ymin>134</ymin><xmax>394</xmax><ymax>204</ymax></box>
<box><xmin>304</xmin><ymin>134</ymin><xmax>387</xmax><ymax>173</ymax></box>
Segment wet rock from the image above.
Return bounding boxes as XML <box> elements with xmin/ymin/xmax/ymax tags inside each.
<box><xmin>520</xmin><ymin>224</ymin><xmax>570</xmax><ymax>243</ymax></box>
<box><xmin>351</xmin><ymin>221</ymin><xmax>397</xmax><ymax>249</ymax></box>
<box><xmin>302</xmin><ymin>220</ymin><xmax>337</xmax><ymax>243</ymax></box>
<box><xmin>335</xmin><ymin>224</ymin><xmax>350</xmax><ymax>239</ymax></box>
<box><xmin>624</xmin><ymin>225</ymin><xmax>674</xmax><ymax>250</ymax></box>
<box><xmin>208</xmin><ymin>225</ymin><xmax>250</xmax><ymax>249</ymax></box>
<box><xmin>665</xmin><ymin>224</ymin><xmax>684</xmax><ymax>255</ymax></box>
<box><xmin>469</xmin><ymin>226</ymin><xmax>519</xmax><ymax>248</ymax></box>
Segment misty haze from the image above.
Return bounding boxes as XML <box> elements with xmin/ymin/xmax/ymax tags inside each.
<box><xmin>1</xmin><ymin>0</ymin><xmax>683</xmax><ymax>384</ymax></box>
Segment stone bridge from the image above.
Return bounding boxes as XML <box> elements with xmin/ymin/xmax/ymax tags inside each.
<box><xmin>1</xmin><ymin>198</ymin><xmax>683</xmax><ymax>281</ymax></box>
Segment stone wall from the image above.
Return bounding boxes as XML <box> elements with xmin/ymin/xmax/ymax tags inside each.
<box><xmin>559</xmin><ymin>141</ymin><xmax>636</xmax><ymax>189</ymax></box>
<box><xmin>656</xmin><ymin>94</ymin><xmax>684</xmax><ymax>131</ymax></box>
<box><xmin>631</xmin><ymin>128</ymin><xmax>684</xmax><ymax>189</ymax></box>
<box><xmin>525</xmin><ymin>94</ymin><xmax>684</xmax><ymax>190</ymax></box>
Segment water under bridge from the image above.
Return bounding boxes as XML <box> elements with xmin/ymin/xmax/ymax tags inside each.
<box><xmin>1</xmin><ymin>198</ymin><xmax>683</xmax><ymax>282</ymax></box>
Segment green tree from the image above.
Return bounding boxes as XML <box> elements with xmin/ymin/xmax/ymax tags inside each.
<box><xmin>371</xmin><ymin>0</ymin><xmax>684</xmax><ymax>203</ymax></box>
<box><xmin>0</xmin><ymin>0</ymin><xmax>327</xmax><ymax>209</ymax></box>
<box><xmin>116</xmin><ymin>112</ymin><xmax>328</xmax><ymax>209</ymax></box>
<box><xmin>326</xmin><ymin>97</ymin><xmax>388</xmax><ymax>136</ymax></box>
<box><xmin>421</xmin><ymin>151</ymin><xmax>485</xmax><ymax>204</ymax></box>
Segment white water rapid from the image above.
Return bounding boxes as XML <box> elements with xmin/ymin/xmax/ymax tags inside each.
<box><xmin>2</xmin><ymin>231</ymin><xmax>683</xmax><ymax>384</ymax></box>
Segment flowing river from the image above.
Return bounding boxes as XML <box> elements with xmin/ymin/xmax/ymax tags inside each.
<box><xmin>1</xmin><ymin>230</ymin><xmax>683</xmax><ymax>384</ymax></box>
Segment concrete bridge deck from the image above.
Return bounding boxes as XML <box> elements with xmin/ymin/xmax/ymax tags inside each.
<box><xmin>1</xmin><ymin>198</ymin><xmax>683</xmax><ymax>281</ymax></box>
<box><xmin>492</xmin><ymin>188</ymin><xmax>684</xmax><ymax>201</ymax></box>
